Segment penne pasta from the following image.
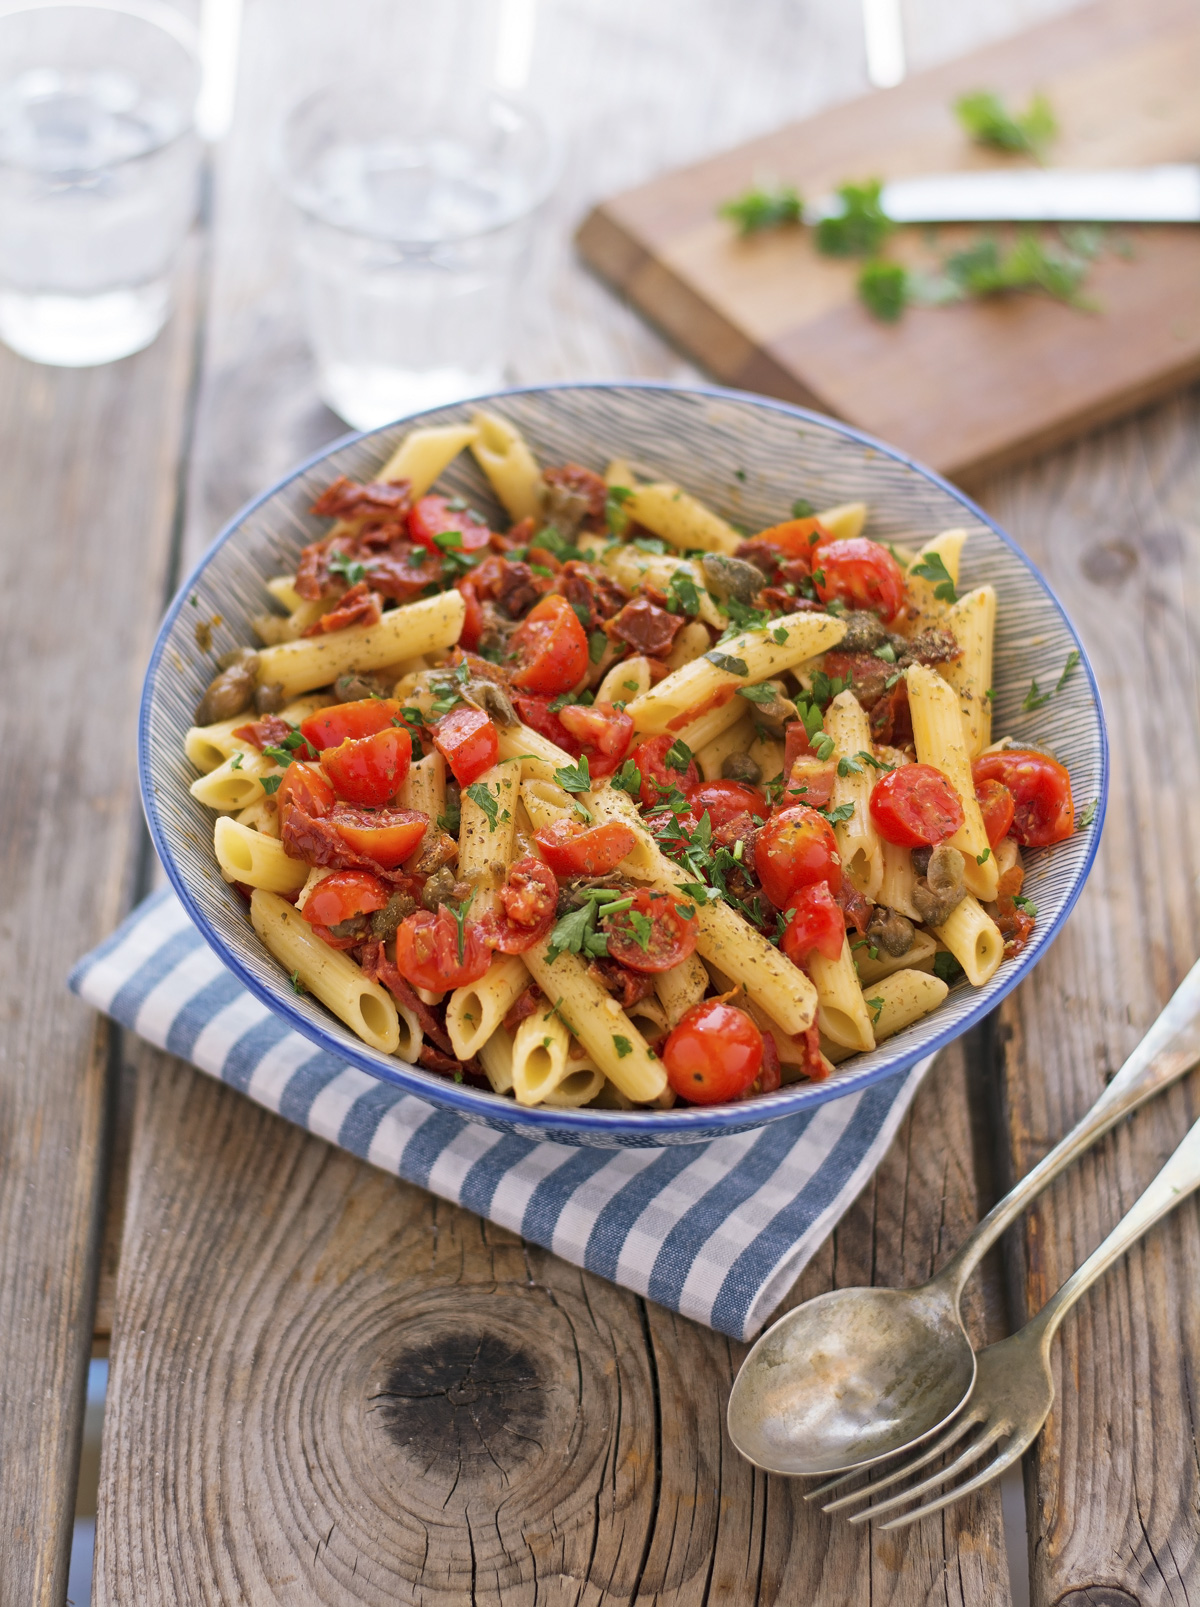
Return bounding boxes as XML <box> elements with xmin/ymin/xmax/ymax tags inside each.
<box><xmin>478</xmin><ymin>1025</ymin><xmax>515</xmax><ymax>1094</ymax></box>
<box><xmin>598</xmin><ymin>654</ymin><xmax>653</xmax><ymax>705</ymax></box>
<box><xmin>255</xmin><ymin>590</ymin><xmax>466</xmax><ymax>699</ymax></box>
<box><xmin>624</xmin><ymin>481</ymin><xmax>740</xmax><ymax>554</ymax></box>
<box><xmin>522</xmin><ymin>940</ymin><xmax>668</xmax><ymax>1103</ymax></box>
<box><xmin>907</xmin><ymin>663</ymin><xmax>999</xmax><ymax>900</ymax></box>
<box><xmin>861</xmin><ymin>968</ymin><xmax>950</xmax><ymax>1043</ymax></box>
<box><xmin>470</xmin><ymin>410</ymin><xmax>542</xmax><ymax>522</ymax></box>
<box><xmin>601</xmin><ymin>547</ymin><xmax>725</xmax><ymax>630</ymax></box>
<box><xmin>378</xmin><ymin>422</ymin><xmax>478</xmax><ymax>498</ymax></box>
<box><xmin>445</xmin><ymin>954</ymin><xmax>528</xmax><ymax>1062</ymax></box>
<box><xmin>933</xmin><ymin>896</ymin><xmax>1005</xmax><ymax>986</ymax></box>
<box><xmin>878</xmin><ymin>839</ymin><xmax>922</xmax><ymax>922</ymax></box>
<box><xmin>510</xmin><ymin>1003</ymin><xmax>572</xmax><ymax>1106</ymax></box>
<box><xmin>942</xmin><ymin>585</ymin><xmax>996</xmax><ymax>756</ymax></box>
<box><xmin>665</xmin><ymin>619</ymin><xmax>713</xmax><ymax>672</ymax></box>
<box><xmin>398</xmin><ymin>748</ymin><xmax>446</xmax><ymax>819</ymax></box>
<box><xmin>654</xmin><ymin>952</ymin><xmax>710</xmax><ymax>1026</ymax></box>
<box><xmin>184</xmin><ymin>695</ymin><xmax>329</xmax><ymax>773</ymax></box>
<box><xmin>809</xmin><ymin>933</ymin><xmax>877</xmax><ymax>1052</ymax></box>
<box><xmin>824</xmin><ymin>691</ymin><xmax>883</xmax><ymax>900</ymax></box>
<box><xmin>214</xmin><ymin>817</ymin><xmax>308</xmax><ymax>894</ymax></box>
<box><xmin>456</xmin><ymin>759</ymin><xmax>520</xmax><ymax>898</ymax></box>
<box><xmin>190</xmin><ymin>749</ymin><xmax>280</xmax><ymax>812</ymax></box>
<box><xmin>853</xmin><ymin>928</ymin><xmax>938</xmax><ymax>986</ymax></box>
<box><xmin>815</xmin><ymin>501</ymin><xmax>867</xmax><ymax>541</ymax></box>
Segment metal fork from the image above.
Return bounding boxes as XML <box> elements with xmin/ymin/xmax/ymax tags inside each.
<box><xmin>811</xmin><ymin>1105</ymin><xmax>1200</xmax><ymax>1528</ymax></box>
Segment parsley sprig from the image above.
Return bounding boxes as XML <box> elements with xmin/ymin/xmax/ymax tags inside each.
<box><xmin>910</xmin><ymin>551</ymin><xmax>957</xmax><ymax>604</ymax></box>
<box><xmin>955</xmin><ymin>89</ymin><xmax>1057</xmax><ymax>161</ymax></box>
<box><xmin>719</xmin><ymin>184</ymin><xmax>804</xmax><ymax>236</ymax></box>
<box><xmin>546</xmin><ymin>887</ymin><xmax>633</xmax><ymax>963</ymax></box>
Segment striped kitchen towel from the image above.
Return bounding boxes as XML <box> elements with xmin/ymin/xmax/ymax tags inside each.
<box><xmin>68</xmin><ymin>887</ymin><xmax>933</xmax><ymax>1340</ymax></box>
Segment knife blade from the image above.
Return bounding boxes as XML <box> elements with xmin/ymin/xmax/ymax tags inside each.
<box><xmin>811</xmin><ymin>165</ymin><xmax>1200</xmax><ymax>224</ymax></box>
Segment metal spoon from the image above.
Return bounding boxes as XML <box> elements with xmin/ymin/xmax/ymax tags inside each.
<box><xmin>727</xmin><ymin>957</ymin><xmax>1200</xmax><ymax>1477</ymax></box>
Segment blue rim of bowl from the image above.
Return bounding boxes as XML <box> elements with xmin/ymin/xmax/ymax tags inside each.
<box><xmin>139</xmin><ymin>380</ymin><xmax>1109</xmax><ymax>1139</ymax></box>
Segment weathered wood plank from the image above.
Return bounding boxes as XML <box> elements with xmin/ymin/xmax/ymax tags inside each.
<box><xmin>95</xmin><ymin>1041</ymin><xmax>1008</xmax><ymax>1604</ymax></box>
<box><xmin>0</xmin><ymin>258</ymin><xmax>200</xmax><ymax>1602</ymax></box>
<box><xmin>979</xmin><ymin>392</ymin><xmax>1200</xmax><ymax>1605</ymax></box>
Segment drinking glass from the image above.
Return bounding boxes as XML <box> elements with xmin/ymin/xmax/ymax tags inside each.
<box><xmin>0</xmin><ymin>0</ymin><xmax>201</xmax><ymax>367</ymax></box>
<box><xmin>281</xmin><ymin>81</ymin><xmax>556</xmax><ymax>430</ymax></box>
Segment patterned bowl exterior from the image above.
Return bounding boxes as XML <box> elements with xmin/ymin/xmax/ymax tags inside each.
<box><xmin>140</xmin><ymin>383</ymin><xmax>1107</xmax><ymax>1147</ymax></box>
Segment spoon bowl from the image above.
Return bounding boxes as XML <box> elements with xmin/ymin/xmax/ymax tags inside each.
<box><xmin>727</xmin><ymin>1282</ymin><xmax>975</xmax><ymax>1476</ymax></box>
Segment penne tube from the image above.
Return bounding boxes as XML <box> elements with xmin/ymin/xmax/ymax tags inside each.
<box><xmin>824</xmin><ymin>691</ymin><xmax>883</xmax><ymax>900</ymax></box>
<box><xmin>994</xmin><ymin>835</ymin><xmax>1021</xmax><ymax>878</ymax></box>
<box><xmin>250</xmin><ymin>890</ymin><xmax>400</xmax><ymax>1055</ymax></box>
<box><xmin>625</xmin><ymin>611</ymin><xmax>846</xmax><ymax>734</ymax></box>
<box><xmin>588</xmin><ymin>786</ymin><xmax>817</xmax><ymax>1035</ymax></box>
<box><xmin>861</xmin><ymin>969</ymin><xmax>949</xmax><ymax>1043</ymax></box>
<box><xmin>853</xmin><ymin>929</ymin><xmax>937</xmax><ymax>986</ymax></box>
<box><xmin>266</xmin><ymin>574</ymin><xmax>304</xmax><ymax>613</ymax></box>
<box><xmin>878</xmin><ymin>839</ymin><xmax>921</xmax><ymax>922</ymax></box>
<box><xmin>809</xmin><ymin>933</ymin><xmax>877</xmax><ymax>1052</ymax></box>
<box><xmin>943</xmin><ymin>585</ymin><xmax>996</xmax><ymax>756</ymax></box>
<box><xmin>623</xmin><ymin>481</ymin><xmax>740</xmax><ymax>554</ymax></box>
<box><xmin>190</xmin><ymin>749</ymin><xmax>281</xmax><ymax>812</ymax></box>
<box><xmin>470</xmin><ymin>410</ymin><xmax>542</xmax><ymax>522</ymax></box>
<box><xmin>184</xmin><ymin>695</ymin><xmax>329</xmax><ymax>773</ymax></box>
<box><xmin>697</xmin><ymin>714</ymin><xmax>757</xmax><ymax>781</ymax></box>
<box><xmin>541</xmin><ymin>1059</ymin><xmax>608</xmax><ymax>1108</ymax></box>
<box><xmin>625</xmin><ymin>994</ymin><xmax>670</xmax><ymax>1045</ymax></box>
<box><xmin>519</xmin><ymin>777</ymin><xmax>577</xmax><ymax>833</ymax></box>
<box><xmin>457</xmin><ymin>759</ymin><xmax>520</xmax><ymax>894</ymax></box>
<box><xmin>445</xmin><ymin>954</ymin><xmax>529</xmax><ymax>1062</ymax></box>
<box><xmin>214</xmin><ymin>817</ymin><xmax>308</xmax><ymax>894</ymax></box>
<box><xmin>598</xmin><ymin>654</ymin><xmax>653</xmax><ymax>705</ymax></box>
<box><xmin>815</xmin><ymin>501</ymin><xmax>866</xmax><ymax>541</ymax></box>
<box><xmin>654</xmin><ymin>952</ymin><xmax>709</xmax><ymax>1026</ymax></box>
<box><xmin>604</xmin><ymin>457</ymin><xmax>632</xmax><ymax>489</ymax></box>
<box><xmin>904</xmin><ymin>528</ymin><xmax>969</xmax><ymax>629</ymax></box>
<box><xmin>601</xmin><ymin>547</ymin><xmax>725</xmax><ymax>629</ymax></box>
<box><xmin>378</xmin><ymin>422</ymin><xmax>478</xmax><ymax>498</ymax></box>
<box><xmin>511</xmin><ymin>1005</ymin><xmax>572</xmax><ymax>1106</ymax></box>
<box><xmin>235</xmin><ymin>797</ymin><xmax>281</xmax><ymax>838</ymax></box>
<box><xmin>296</xmin><ymin>865</ymin><xmax>334</xmax><ymax>911</ymax></box>
<box><xmin>398</xmin><ymin>747</ymin><xmax>447</xmax><ymax>822</ymax></box>
<box><xmin>478</xmin><ymin>1025</ymin><xmax>515</xmax><ymax>1094</ymax></box>
<box><xmin>907</xmin><ymin>664</ymin><xmax>999</xmax><ymax>899</ymax></box>
<box><xmin>665</xmin><ymin>619</ymin><xmax>713</xmax><ymax>672</ymax></box>
<box><xmin>671</xmin><ymin>694</ymin><xmax>747</xmax><ymax>756</ymax></box>
<box><xmin>933</xmin><ymin>895</ymin><xmax>1005</xmax><ymax>987</ymax></box>
<box><xmin>255</xmin><ymin>590</ymin><xmax>466</xmax><ymax>700</ymax></box>
<box><xmin>496</xmin><ymin>721</ymin><xmax>575</xmax><ymax>783</ymax></box>
<box><xmin>521</xmin><ymin>940</ymin><xmax>668</xmax><ymax>1103</ymax></box>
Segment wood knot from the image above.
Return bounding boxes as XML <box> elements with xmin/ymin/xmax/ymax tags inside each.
<box><xmin>373</xmin><ymin>1331</ymin><xmax>546</xmax><ymax>1478</ymax></box>
<box><xmin>1081</xmin><ymin>541</ymin><xmax>1137</xmax><ymax>588</ymax></box>
<box><xmin>1055</xmin><ymin>1589</ymin><xmax>1141</xmax><ymax>1607</ymax></box>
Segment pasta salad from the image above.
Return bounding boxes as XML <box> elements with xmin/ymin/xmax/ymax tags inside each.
<box><xmin>184</xmin><ymin>413</ymin><xmax>1075</xmax><ymax>1111</ymax></box>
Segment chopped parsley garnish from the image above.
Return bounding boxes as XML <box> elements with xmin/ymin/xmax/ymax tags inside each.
<box><xmin>910</xmin><ymin>550</ymin><xmax>957</xmax><ymax>603</ymax></box>
<box><xmin>1057</xmin><ymin>648</ymin><xmax>1081</xmax><ymax>690</ymax></box>
<box><xmin>819</xmin><ymin>801</ymin><xmax>855</xmax><ymax>825</ymax></box>
<box><xmin>874</xmin><ymin>642</ymin><xmax>896</xmax><ymax>663</ymax></box>
<box><xmin>667</xmin><ymin>569</ymin><xmax>701</xmax><ymax>616</ymax></box>
<box><xmin>836</xmin><ymin>754</ymin><xmax>862</xmax><ymax>777</ymax></box>
<box><xmin>976</xmin><ymin>847</ymin><xmax>991</xmax><ymax>865</ymax></box>
<box><xmin>448</xmin><ymin>895</ymin><xmax>472</xmax><ymax>964</ymax></box>
<box><xmin>438</xmin><ymin>797</ymin><xmax>461</xmax><ymax>834</ymax></box>
<box><xmin>589</xmin><ymin>629</ymin><xmax>608</xmax><ymax>665</ymax></box>
<box><xmin>632</xmin><ymin>535</ymin><xmax>668</xmax><ymax>555</ymax></box>
<box><xmin>815</xmin><ymin>179</ymin><xmax>893</xmax><ymax>258</ymax></box>
<box><xmin>706</xmin><ymin>649</ymin><xmax>749</xmax><ymax>676</ymax></box>
<box><xmin>611</xmin><ymin>758</ymin><xmax>643</xmax><ymax>797</ymax></box>
<box><xmin>466</xmin><ymin>781</ymin><xmax>500</xmax><ymax>831</ymax></box>
<box><xmin>547</xmin><ymin>690</ymin><xmax>574</xmax><ymax>712</ymax></box>
<box><xmin>664</xmin><ymin>738</ymin><xmax>694</xmax><ymax>773</ymax></box>
<box><xmin>625</xmin><ymin>909</ymin><xmax>654</xmax><ymax>953</ymax></box>
<box><xmin>811</xmin><ymin>732</ymin><xmax>836</xmax><ymax>762</ymax></box>
<box><xmin>328</xmin><ymin>550</ymin><xmax>367</xmax><ymax>587</ymax></box>
<box><xmin>938</xmin><ymin>232</ymin><xmax>1093</xmax><ymax>310</ymax></box>
<box><xmin>858</xmin><ymin>258</ymin><xmax>909</xmax><ymax>322</ymax></box>
<box><xmin>954</xmin><ymin>89</ymin><xmax>1057</xmax><ymax>160</ymax></box>
<box><xmin>933</xmin><ymin>951</ymin><xmax>966</xmax><ymax>985</ymax></box>
<box><xmin>1012</xmin><ymin>893</ymin><xmax>1037</xmax><ymax>917</ymax></box>
<box><xmin>554</xmin><ymin>755</ymin><xmax>592</xmax><ymax>792</ymax></box>
<box><xmin>771</xmin><ymin>625</ymin><xmax>789</xmax><ymax>645</ymax></box>
<box><xmin>290</xmin><ymin>969</ymin><xmax>307</xmax><ymax>995</ymax></box>
<box><xmin>1078</xmin><ymin>798</ymin><xmax>1099</xmax><ymax>828</ymax></box>
<box><xmin>546</xmin><ymin>887</ymin><xmax>631</xmax><ymax>962</ymax></box>
<box><xmin>738</xmin><ymin>682</ymin><xmax>780</xmax><ymax>706</ymax></box>
<box><xmin>791</xmin><ymin>498</ymin><xmax>814</xmax><ymax>519</ymax></box>
<box><xmin>259</xmin><ymin>775</ymin><xmax>282</xmax><ymax>796</ymax></box>
<box><xmin>530</xmin><ymin>563</ymin><xmax>554</xmax><ymax>579</ymax></box>
<box><xmin>1022</xmin><ymin>679</ymin><xmax>1052</xmax><ymax>712</ymax></box>
<box><xmin>808</xmin><ymin>669</ymin><xmax>849</xmax><ymax>708</ymax></box>
<box><xmin>230</xmin><ymin>752</ymin><xmax>243</xmax><ymax>770</ymax></box>
<box><xmin>867</xmin><ymin>995</ymin><xmax>885</xmax><ymax>1024</ymax></box>
<box><xmin>534</xmin><ymin>523</ymin><xmax>575</xmax><ymax>561</ymax></box>
<box><xmin>721</xmin><ymin>596</ymin><xmax>770</xmax><ymax>635</ymax></box>
<box><xmin>718</xmin><ymin>183</ymin><xmax>804</xmax><ymax>236</ymax></box>
<box><xmin>613</xmin><ymin>1034</ymin><xmax>633</xmax><ymax>1059</ymax></box>
<box><xmin>605</xmin><ymin>485</ymin><xmax>634</xmax><ymax>536</ymax></box>
<box><xmin>854</xmin><ymin>749</ymin><xmax>894</xmax><ymax>771</ymax></box>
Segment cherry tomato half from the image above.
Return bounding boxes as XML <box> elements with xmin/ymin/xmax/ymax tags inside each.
<box><xmin>407</xmin><ymin>494</ymin><xmax>493</xmax><ymax>555</ymax></box>
<box><xmin>320</xmin><ymin>725</ymin><xmax>411</xmax><ymax>808</ymax></box>
<box><xmin>975</xmin><ymin>777</ymin><xmax>1015</xmax><ymax>848</ymax></box>
<box><xmin>276</xmin><ymin>761</ymin><xmax>336</xmax><ymax>820</ymax></box>
<box><xmin>971</xmin><ymin>749</ymin><xmax>1074</xmax><ymax>846</ymax></box>
<box><xmin>301</xmin><ymin>870</ymin><xmax>390</xmax><ymax>929</ymax></box>
<box><xmin>781</xmin><ymin>882</ymin><xmax>846</xmax><ymax>966</ymax></box>
<box><xmin>783</xmin><ymin>758</ymin><xmax>836</xmax><ymax>810</ymax></box>
<box><xmin>556</xmin><ymin>701</ymin><xmax>634</xmax><ymax>778</ymax></box>
<box><xmin>812</xmin><ymin>538</ymin><xmax>906</xmax><ymax>623</ymax></box>
<box><xmin>393</xmin><ymin>904</ymin><xmax>491</xmax><ymax>991</ymax></box>
<box><xmin>634</xmin><ymin>733</ymin><xmax>699</xmax><ymax>810</ymax></box>
<box><xmin>663</xmin><ymin>1000</ymin><xmax>764</xmax><ymax>1105</ymax></box>
<box><xmin>755</xmin><ymin>805</ymin><xmax>842</xmax><ymax>909</ymax></box>
<box><xmin>482</xmin><ymin>858</ymin><xmax>559</xmax><ymax>954</ymax></box>
<box><xmin>299</xmin><ymin>698</ymin><xmax>402</xmax><ymax>753</ymax></box>
<box><xmin>330</xmin><ymin>805</ymin><xmax>428</xmax><ymax>868</ymax></box>
<box><xmin>869</xmin><ymin>763</ymin><xmax>964</xmax><ymax>848</ymax></box>
<box><xmin>433</xmin><ymin>705</ymin><xmax>499</xmax><ymax>786</ymax></box>
<box><xmin>746</xmin><ymin>516</ymin><xmax>829</xmax><ymax>565</ymax></box>
<box><xmin>510</xmin><ymin>594</ymin><xmax>589</xmax><ymax>696</ymax></box>
<box><xmin>535</xmin><ymin>818</ymin><xmax>636</xmax><ymax>877</ymax></box>
<box><xmin>687</xmin><ymin>780</ymin><xmax>765</xmax><ymax>834</ymax></box>
<box><xmin>602</xmin><ymin>888</ymin><xmax>697</xmax><ymax>973</ymax></box>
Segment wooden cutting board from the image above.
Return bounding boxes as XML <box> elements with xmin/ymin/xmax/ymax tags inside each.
<box><xmin>577</xmin><ymin>0</ymin><xmax>1200</xmax><ymax>485</ymax></box>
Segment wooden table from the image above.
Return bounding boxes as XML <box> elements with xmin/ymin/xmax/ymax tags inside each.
<box><xmin>4</xmin><ymin>0</ymin><xmax>1199</xmax><ymax>1601</ymax></box>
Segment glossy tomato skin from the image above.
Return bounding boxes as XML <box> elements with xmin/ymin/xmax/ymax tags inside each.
<box><xmin>299</xmin><ymin>699</ymin><xmax>401</xmax><ymax>753</ymax></box>
<box><xmin>813</xmin><ymin>538</ymin><xmax>906</xmax><ymax>622</ymax></box>
<box><xmin>557</xmin><ymin>702</ymin><xmax>634</xmax><ymax>778</ymax></box>
<box><xmin>483</xmin><ymin>858</ymin><xmax>559</xmax><ymax>953</ymax></box>
<box><xmin>663</xmin><ymin>1000</ymin><xmax>764</xmax><ymax>1105</ymax></box>
<box><xmin>688</xmin><ymin>780</ymin><xmax>765</xmax><ymax>834</ymax></box>
<box><xmin>971</xmin><ymin>750</ymin><xmax>1074</xmax><ymax>846</ymax></box>
<box><xmin>510</xmin><ymin>594</ymin><xmax>589</xmax><ymax>696</ymax></box>
<box><xmin>330</xmin><ymin>806</ymin><xmax>428</xmax><ymax>868</ymax></box>
<box><xmin>433</xmin><ymin>705</ymin><xmax>499</xmax><ymax>786</ymax></box>
<box><xmin>320</xmin><ymin>726</ymin><xmax>411</xmax><ymax>807</ymax></box>
<box><xmin>301</xmin><ymin>870</ymin><xmax>389</xmax><ymax>929</ymax></box>
<box><xmin>277</xmin><ymin>761</ymin><xmax>336</xmax><ymax>820</ymax></box>
<box><xmin>755</xmin><ymin>805</ymin><xmax>842</xmax><ymax>909</ymax></box>
<box><xmin>393</xmin><ymin>905</ymin><xmax>491</xmax><ymax>991</ymax></box>
<box><xmin>407</xmin><ymin>494</ymin><xmax>492</xmax><ymax>554</ymax></box>
<box><xmin>455</xmin><ymin>576</ymin><xmax>485</xmax><ymax>650</ymax></box>
<box><xmin>781</xmin><ymin>882</ymin><xmax>846</xmax><ymax>965</ymax></box>
<box><xmin>534</xmin><ymin>818</ymin><xmax>636</xmax><ymax>877</ymax></box>
<box><xmin>603</xmin><ymin>888</ymin><xmax>698</xmax><ymax>973</ymax></box>
<box><xmin>869</xmin><ymin>764</ymin><xmax>965</xmax><ymax>848</ymax></box>
<box><xmin>784</xmin><ymin>758</ymin><xmax>836</xmax><ymax>810</ymax></box>
<box><xmin>634</xmin><ymin>733</ymin><xmax>699</xmax><ymax>810</ymax></box>
<box><xmin>747</xmin><ymin>517</ymin><xmax>828</xmax><ymax>564</ymax></box>
<box><xmin>975</xmin><ymin>778</ymin><xmax>1015</xmax><ymax>848</ymax></box>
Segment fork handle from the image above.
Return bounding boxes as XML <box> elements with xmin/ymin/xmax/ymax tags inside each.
<box><xmin>940</xmin><ymin>955</ymin><xmax>1200</xmax><ymax>1300</ymax></box>
<box><xmin>1029</xmin><ymin>1108</ymin><xmax>1200</xmax><ymax>1346</ymax></box>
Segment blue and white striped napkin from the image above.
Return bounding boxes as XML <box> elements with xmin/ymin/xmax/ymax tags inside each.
<box><xmin>68</xmin><ymin>888</ymin><xmax>933</xmax><ymax>1340</ymax></box>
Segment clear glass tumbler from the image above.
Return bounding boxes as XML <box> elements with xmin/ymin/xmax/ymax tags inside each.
<box><xmin>281</xmin><ymin>81</ymin><xmax>556</xmax><ymax>430</ymax></box>
<box><xmin>0</xmin><ymin>0</ymin><xmax>201</xmax><ymax>367</ymax></box>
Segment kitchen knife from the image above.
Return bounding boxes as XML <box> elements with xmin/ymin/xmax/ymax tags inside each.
<box><xmin>810</xmin><ymin>165</ymin><xmax>1200</xmax><ymax>224</ymax></box>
